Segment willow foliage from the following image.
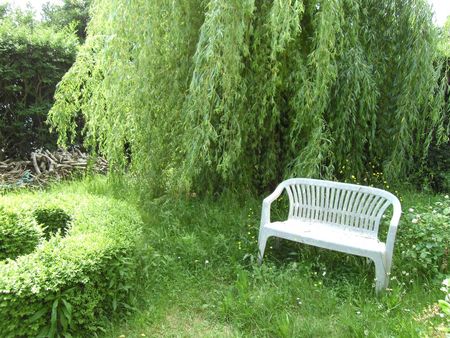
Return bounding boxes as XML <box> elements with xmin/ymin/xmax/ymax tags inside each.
<box><xmin>49</xmin><ymin>0</ymin><xmax>449</xmax><ymax>195</ymax></box>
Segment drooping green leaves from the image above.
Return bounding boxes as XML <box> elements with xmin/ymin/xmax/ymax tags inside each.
<box><xmin>49</xmin><ymin>0</ymin><xmax>449</xmax><ymax>195</ymax></box>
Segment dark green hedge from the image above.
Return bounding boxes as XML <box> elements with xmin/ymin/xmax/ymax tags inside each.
<box><xmin>0</xmin><ymin>192</ymin><xmax>143</xmax><ymax>337</ymax></box>
<box><xmin>0</xmin><ymin>18</ymin><xmax>78</xmax><ymax>159</ymax></box>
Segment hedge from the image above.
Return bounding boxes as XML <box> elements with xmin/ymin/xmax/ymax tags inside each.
<box><xmin>0</xmin><ymin>191</ymin><xmax>143</xmax><ymax>337</ymax></box>
<box><xmin>0</xmin><ymin>16</ymin><xmax>78</xmax><ymax>160</ymax></box>
<box><xmin>0</xmin><ymin>208</ymin><xmax>42</xmax><ymax>261</ymax></box>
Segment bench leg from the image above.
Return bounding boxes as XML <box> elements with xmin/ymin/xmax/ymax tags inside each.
<box><xmin>257</xmin><ymin>229</ymin><xmax>270</xmax><ymax>265</ymax></box>
<box><xmin>373</xmin><ymin>255</ymin><xmax>388</xmax><ymax>294</ymax></box>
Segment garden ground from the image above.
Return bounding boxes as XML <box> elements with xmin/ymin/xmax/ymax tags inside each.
<box><xmin>72</xmin><ymin>176</ymin><xmax>448</xmax><ymax>338</ymax></box>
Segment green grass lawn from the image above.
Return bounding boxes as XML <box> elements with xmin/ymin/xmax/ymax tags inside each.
<box><xmin>3</xmin><ymin>177</ymin><xmax>448</xmax><ymax>337</ymax></box>
<box><xmin>76</xmin><ymin>176</ymin><xmax>446</xmax><ymax>338</ymax></box>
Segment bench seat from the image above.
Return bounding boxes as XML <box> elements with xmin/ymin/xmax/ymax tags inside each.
<box><xmin>264</xmin><ymin>220</ymin><xmax>386</xmax><ymax>257</ymax></box>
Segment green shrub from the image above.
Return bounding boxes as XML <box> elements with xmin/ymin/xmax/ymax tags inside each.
<box><xmin>0</xmin><ymin>208</ymin><xmax>42</xmax><ymax>261</ymax></box>
<box><xmin>34</xmin><ymin>207</ymin><xmax>72</xmax><ymax>239</ymax></box>
<box><xmin>396</xmin><ymin>195</ymin><xmax>450</xmax><ymax>278</ymax></box>
<box><xmin>0</xmin><ymin>192</ymin><xmax>143</xmax><ymax>337</ymax></box>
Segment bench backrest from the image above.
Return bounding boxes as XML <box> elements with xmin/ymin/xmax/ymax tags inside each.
<box><xmin>280</xmin><ymin>178</ymin><xmax>400</xmax><ymax>237</ymax></box>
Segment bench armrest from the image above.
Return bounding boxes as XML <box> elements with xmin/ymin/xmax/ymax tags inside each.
<box><xmin>261</xmin><ymin>185</ymin><xmax>285</xmax><ymax>226</ymax></box>
<box><xmin>385</xmin><ymin>200</ymin><xmax>402</xmax><ymax>271</ymax></box>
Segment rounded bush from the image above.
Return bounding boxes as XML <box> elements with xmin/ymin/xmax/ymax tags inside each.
<box><xmin>0</xmin><ymin>208</ymin><xmax>42</xmax><ymax>261</ymax></box>
<box><xmin>0</xmin><ymin>191</ymin><xmax>143</xmax><ymax>337</ymax></box>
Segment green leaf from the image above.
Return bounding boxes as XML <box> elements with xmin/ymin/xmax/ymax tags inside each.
<box><xmin>49</xmin><ymin>298</ymin><xmax>59</xmax><ymax>337</ymax></box>
<box><xmin>29</xmin><ymin>306</ymin><xmax>48</xmax><ymax>323</ymax></box>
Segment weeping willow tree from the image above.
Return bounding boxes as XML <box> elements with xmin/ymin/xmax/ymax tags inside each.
<box><xmin>49</xmin><ymin>0</ymin><xmax>449</xmax><ymax>195</ymax></box>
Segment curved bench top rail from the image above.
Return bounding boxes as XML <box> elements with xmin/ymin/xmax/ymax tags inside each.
<box><xmin>278</xmin><ymin>178</ymin><xmax>399</xmax><ymax>204</ymax></box>
<box><xmin>276</xmin><ymin>178</ymin><xmax>400</xmax><ymax>236</ymax></box>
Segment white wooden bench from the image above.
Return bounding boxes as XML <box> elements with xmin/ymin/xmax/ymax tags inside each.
<box><xmin>257</xmin><ymin>178</ymin><xmax>401</xmax><ymax>293</ymax></box>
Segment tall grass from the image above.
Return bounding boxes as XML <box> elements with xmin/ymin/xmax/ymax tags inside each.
<box><xmin>70</xmin><ymin>176</ymin><xmax>448</xmax><ymax>337</ymax></box>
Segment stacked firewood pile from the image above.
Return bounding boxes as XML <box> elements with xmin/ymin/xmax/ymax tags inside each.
<box><xmin>0</xmin><ymin>148</ymin><xmax>108</xmax><ymax>187</ymax></box>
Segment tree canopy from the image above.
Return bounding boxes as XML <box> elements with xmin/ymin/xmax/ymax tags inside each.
<box><xmin>439</xmin><ymin>15</ymin><xmax>450</xmax><ymax>57</ymax></box>
<box><xmin>43</xmin><ymin>0</ymin><xmax>91</xmax><ymax>41</ymax></box>
<box><xmin>49</xmin><ymin>0</ymin><xmax>449</xmax><ymax>195</ymax></box>
<box><xmin>0</xmin><ymin>7</ymin><xmax>78</xmax><ymax>159</ymax></box>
